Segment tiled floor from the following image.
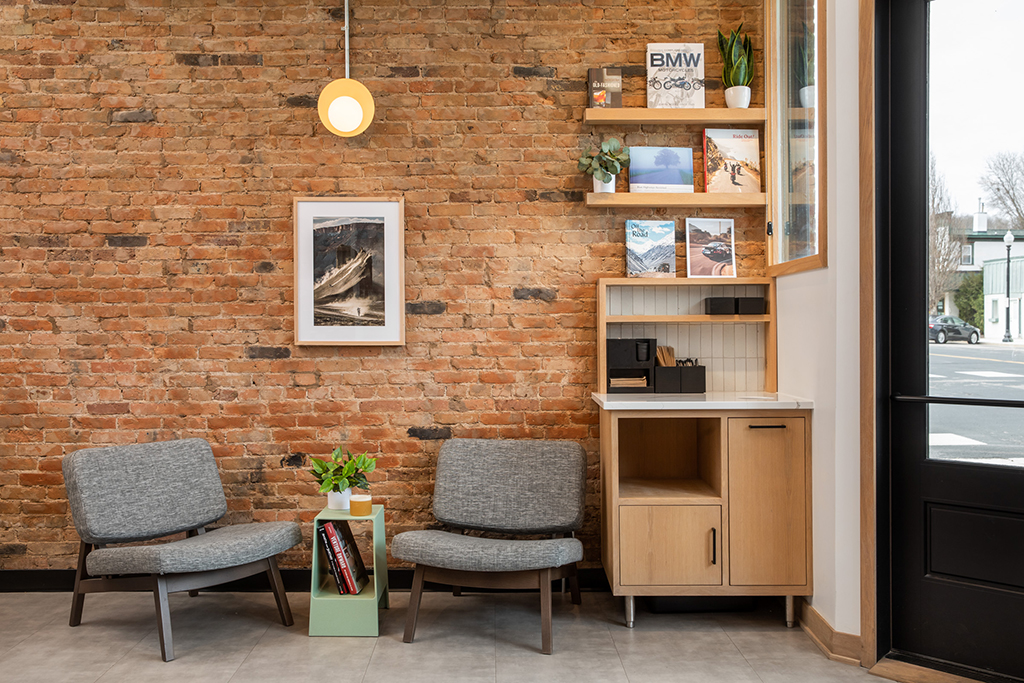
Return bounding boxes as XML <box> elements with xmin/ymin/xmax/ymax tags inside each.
<box><xmin>0</xmin><ymin>590</ymin><xmax>877</xmax><ymax>682</ymax></box>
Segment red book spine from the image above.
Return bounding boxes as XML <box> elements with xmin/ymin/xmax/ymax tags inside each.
<box><xmin>324</xmin><ymin>522</ymin><xmax>357</xmax><ymax>593</ymax></box>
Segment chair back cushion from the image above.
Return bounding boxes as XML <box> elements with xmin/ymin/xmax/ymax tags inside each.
<box><xmin>432</xmin><ymin>438</ymin><xmax>586</xmax><ymax>534</ymax></box>
<box><xmin>62</xmin><ymin>438</ymin><xmax>227</xmax><ymax>544</ymax></box>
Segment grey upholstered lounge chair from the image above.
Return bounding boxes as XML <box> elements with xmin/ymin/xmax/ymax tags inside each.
<box><xmin>391</xmin><ymin>438</ymin><xmax>586</xmax><ymax>654</ymax></box>
<box><xmin>62</xmin><ymin>438</ymin><xmax>302</xmax><ymax>661</ymax></box>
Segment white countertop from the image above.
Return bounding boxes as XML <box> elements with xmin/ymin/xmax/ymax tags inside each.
<box><xmin>591</xmin><ymin>391</ymin><xmax>813</xmax><ymax>411</ymax></box>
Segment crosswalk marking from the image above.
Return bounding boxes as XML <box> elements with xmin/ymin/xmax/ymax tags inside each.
<box><xmin>929</xmin><ymin>433</ymin><xmax>987</xmax><ymax>446</ymax></box>
<box><xmin>955</xmin><ymin>370</ymin><xmax>1024</xmax><ymax>378</ymax></box>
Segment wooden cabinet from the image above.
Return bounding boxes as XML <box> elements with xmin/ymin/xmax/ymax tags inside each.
<box><xmin>597</xmin><ymin>405</ymin><xmax>812</xmax><ymax>618</ymax></box>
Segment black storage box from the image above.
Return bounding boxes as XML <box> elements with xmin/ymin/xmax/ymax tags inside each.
<box><xmin>606</xmin><ymin>338</ymin><xmax>657</xmax><ymax>393</ymax></box>
<box><xmin>704</xmin><ymin>297</ymin><xmax>737</xmax><ymax>315</ymax></box>
<box><xmin>737</xmin><ymin>297</ymin><xmax>766</xmax><ymax>314</ymax></box>
<box><xmin>654</xmin><ymin>365</ymin><xmax>706</xmax><ymax>394</ymax></box>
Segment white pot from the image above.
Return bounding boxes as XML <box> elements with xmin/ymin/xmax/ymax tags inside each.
<box><xmin>327</xmin><ymin>488</ymin><xmax>352</xmax><ymax>510</ymax></box>
<box><xmin>725</xmin><ymin>85</ymin><xmax>751</xmax><ymax>109</ymax></box>
<box><xmin>799</xmin><ymin>85</ymin><xmax>816</xmax><ymax>108</ymax></box>
<box><xmin>593</xmin><ymin>175</ymin><xmax>616</xmax><ymax>193</ymax></box>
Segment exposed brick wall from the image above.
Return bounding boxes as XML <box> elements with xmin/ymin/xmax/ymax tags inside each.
<box><xmin>0</xmin><ymin>0</ymin><xmax>765</xmax><ymax>570</ymax></box>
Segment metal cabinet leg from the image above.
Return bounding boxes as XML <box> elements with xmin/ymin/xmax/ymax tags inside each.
<box><xmin>785</xmin><ymin>596</ymin><xmax>796</xmax><ymax>628</ymax></box>
<box><xmin>625</xmin><ymin>595</ymin><xmax>635</xmax><ymax>628</ymax></box>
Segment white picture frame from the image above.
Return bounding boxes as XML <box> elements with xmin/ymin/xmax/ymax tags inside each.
<box><xmin>684</xmin><ymin>217</ymin><xmax>737</xmax><ymax>278</ymax></box>
<box><xmin>293</xmin><ymin>197</ymin><xmax>405</xmax><ymax>346</ymax></box>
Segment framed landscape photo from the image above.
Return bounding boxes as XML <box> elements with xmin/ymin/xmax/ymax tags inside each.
<box><xmin>293</xmin><ymin>197</ymin><xmax>405</xmax><ymax>346</ymax></box>
<box><xmin>684</xmin><ymin>217</ymin><xmax>737</xmax><ymax>278</ymax></box>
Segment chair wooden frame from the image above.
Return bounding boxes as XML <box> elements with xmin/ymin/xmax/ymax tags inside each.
<box><xmin>403</xmin><ymin>562</ymin><xmax>581</xmax><ymax>655</ymax></box>
<box><xmin>69</xmin><ymin>531</ymin><xmax>293</xmax><ymax>662</ymax></box>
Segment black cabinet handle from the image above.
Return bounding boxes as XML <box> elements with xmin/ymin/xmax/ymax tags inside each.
<box><xmin>711</xmin><ymin>528</ymin><xmax>717</xmax><ymax>565</ymax></box>
<box><xmin>748</xmin><ymin>424</ymin><xmax>787</xmax><ymax>429</ymax></box>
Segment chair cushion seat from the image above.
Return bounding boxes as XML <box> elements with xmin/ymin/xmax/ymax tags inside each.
<box><xmin>391</xmin><ymin>530</ymin><xmax>583</xmax><ymax>573</ymax></box>
<box><xmin>86</xmin><ymin>521</ymin><xmax>302</xmax><ymax>576</ymax></box>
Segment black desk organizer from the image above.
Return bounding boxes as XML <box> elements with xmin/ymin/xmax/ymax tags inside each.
<box><xmin>606</xmin><ymin>338</ymin><xmax>656</xmax><ymax>393</ymax></box>
<box><xmin>607</xmin><ymin>338</ymin><xmax>706</xmax><ymax>394</ymax></box>
<box><xmin>704</xmin><ymin>297</ymin><xmax>767</xmax><ymax>315</ymax></box>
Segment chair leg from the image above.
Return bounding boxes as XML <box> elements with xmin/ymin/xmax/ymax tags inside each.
<box><xmin>540</xmin><ymin>567</ymin><xmax>553</xmax><ymax>655</ymax></box>
<box><xmin>568</xmin><ymin>564</ymin><xmax>581</xmax><ymax>606</ymax></box>
<box><xmin>403</xmin><ymin>564</ymin><xmax>426</xmax><ymax>644</ymax></box>
<box><xmin>69</xmin><ymin>541</ymin><xmax>89</xmax><ymax>627</ymax></box>
<box><xmin>452</xmin><ymin>585</ymin><xmax>461</xmax><ymax>596</ymax></box>
<box><xmin>266</xmin><ymin>556</ymin><xmax>293</xmax><ymax>627</ymax></box>
<box><xmin>153</xmin><ymin>575</ymin><xmax>174</xmax><ymax>662</ymax></box>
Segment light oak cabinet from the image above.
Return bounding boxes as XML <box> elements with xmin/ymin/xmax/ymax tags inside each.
<box><xmin>597</xmin><ymin>404</ymin><xmax>811</xmax><ymax>626</ymax></box>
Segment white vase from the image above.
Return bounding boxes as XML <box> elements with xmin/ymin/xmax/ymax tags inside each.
<box><xmin>593</xmin><ymin>175</ymin><xmax>616</xmax><ymax>193</ymax></box>
<box><xmin>327</xmin><ymin>488</ymin><xmax>352</xmax><ymax>510</ymax></box>
<box><xmin>725</xmin><ymin>85</ymin><xmax>751</xmax><ymax>109</ymax></box>
<box><xmin>799</xmin><ymin>85</ymin><xmax>816</xmax><ymax>108</ymax></box>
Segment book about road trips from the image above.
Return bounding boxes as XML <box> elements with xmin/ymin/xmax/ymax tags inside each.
<box><xmin>626</xmin><ymin>220</ymin><xmax>676</xmax><ymax>278</ymax></box>
<box><xmin>685</xmin><ymin>217</ymin><xmax>736</xmax><ymax>278</ymax></box>
<box><xmin>704</xmin><ymin>129</ymin><xmax>761</xmax><ymax>193</ymax></box>
<box><xmin>628</xmin><ymin>147</ymin><xmax>694</xmax><ymax>193</ymax></box>
<box><xmin>588</xmin><ymin>68</ymin><xmax>622</xmax><ymax>108</ymax></box>
<box><xmin>646</xmin><ymin>43</ymin><xmax>705</xmax><ymax>109</ymax></box>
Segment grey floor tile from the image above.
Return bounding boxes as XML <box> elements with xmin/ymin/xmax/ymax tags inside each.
<box><xmin>0</xmin><ymin>592</ymin><xmax>68</xmax><ymax>656</ymax></box>
<box><xmin>747</xmin><ymin>655</ymin><xmax>878</xmax><ymax>682</ymax></box>
<box><xmin>726</xmin><ymin>628</ymin><xmax>828</xmax><ymax>662</ymax></box>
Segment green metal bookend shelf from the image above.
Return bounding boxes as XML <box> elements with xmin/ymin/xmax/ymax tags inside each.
<box><xmin>308</xmin><ymin>504</ymin><xmax>389</xmax><ymax>636</ymax></box>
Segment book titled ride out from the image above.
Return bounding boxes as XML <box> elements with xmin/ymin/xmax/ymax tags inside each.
<box><xmin>646</xmin><ymin>43</ymin><xmax>705</xmax><ymax>109</ymax></box>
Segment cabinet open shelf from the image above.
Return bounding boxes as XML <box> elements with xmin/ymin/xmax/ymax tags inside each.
<box><xmin>607</xmin><ymin>314</ymin><xmax>771</xmax><ymax>324</ymax></box>
<box><xmin>586</xmin><ymin>193</ymin><xmax>767</xmax><ymax>209</ymax></box>
<box><xmin>619</xmin><ymin>478</ymin><xmax>721</xmax><ymax>504</ymax></box>
<box><xmin>583</xmin><ymin>107</ymin><xmax>767</xmax><ymax>125</ymax></box>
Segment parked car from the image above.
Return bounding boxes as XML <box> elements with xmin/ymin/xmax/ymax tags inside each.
<box><xmin>702</xmin><ymin>242</ymin><xmax>732</xmax><ymax>261</ymax></box>
<box><xmin>929</xmin><ymin>315</ymin><xmax>980</xmax><ymax>344</ymax></box>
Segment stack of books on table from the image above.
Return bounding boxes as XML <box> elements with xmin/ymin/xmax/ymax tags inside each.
<box><xmin>318</xmin><ymin>521</ymin><xmax>370</xmax><ymax>595</ymax></box>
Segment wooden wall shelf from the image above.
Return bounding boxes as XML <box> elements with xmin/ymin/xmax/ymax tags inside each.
<box><xmin>585</xmin><ymin>193</ymin><xmax>767</xmax><ymax>209</ymax></box>
<box><xmin>583</xmin><ymin>108</ymin><xmax>768</xmax><ymax>126</ymax></box>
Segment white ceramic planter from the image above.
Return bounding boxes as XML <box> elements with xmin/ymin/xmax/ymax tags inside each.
<box><xmin>799</xmin><ymin>85</ymin><xmax>816</xmax><ymax>108</ymax></box>
<box><xmin>327</xmin><ymin>488</ymin><xmax>352</xmax><ymax>510</ymax></box>
<box><xmin>593</xmin><ymin>175</ymin><xmax>616</xmax><ymax>193</ymax></box>
<box><xmin>725</xmin><ymin>85</ymin><xmax>751</xmax><ymax>109</ymax></box>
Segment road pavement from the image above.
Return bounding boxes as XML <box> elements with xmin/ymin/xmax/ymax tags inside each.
<box><xmin>928</xmin><ymin>340</ymin><xmax>1024</xmax><ymax>465</ymax></box>
<box><xmin>687</xmin><ymin>245</ymin><xmax>734</xmax><ymax>276</ymax></box>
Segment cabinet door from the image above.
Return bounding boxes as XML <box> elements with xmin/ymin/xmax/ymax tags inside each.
<box><xmin>728</xmin><ymin>417</ymin><xmax>807</xmax><ymax>586</ymax></box>
<box><xmin>619</xmin><ymin>505</ymin><xmax>722</xmax><ymax>586</ymax></box>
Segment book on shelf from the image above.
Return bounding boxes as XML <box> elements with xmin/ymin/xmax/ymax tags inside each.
<box><xmin>626</xmin><ymin>220</ymin><xmax>676</xmax><ymax>278</ymax></box>
<box><xmin>335</xmin><ymin>520</ymin><xmax>371</xmax><ymax>592</ymax></box>
<box><xmin>628</xmin><ymin>147</ymin><xmax>694</xmax><ymax>193</ymax></box>
<box><xmin>317</xmin><ymin>523</ymin><xmax>347</xmax><ymax>595</ymax></box>
<box><xmin>588</xmin><ymin>68</ymin><xmax>622</xmax><ymax>108</ymax></box>
<box><xmin>323</xmin><ymin>521</ymin><xmax>358</xmax><ymax>594</ymax></box>
<box><xmin>704</xmin><ymin>129</ymin><xmax>762</xmax><ymax>193</ymax></box>
<box><xmin>646</xmin><ymin>43</ymin><xmax>705</xmax><ymax>109</ymax></box>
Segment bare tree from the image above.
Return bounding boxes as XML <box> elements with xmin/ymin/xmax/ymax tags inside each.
<box><xmin>981</xmin><ymin>152</ymin><xmax>1024</xmax><ymax>230</ymax></box>
<box><xmin>929</xmin><ymin>155</ymin><xmax>964</xmax><ymax>314</ymax></box>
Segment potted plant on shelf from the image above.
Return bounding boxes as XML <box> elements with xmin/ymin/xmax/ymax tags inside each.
<box><xmin>310</xmin><ymin>447</ymin><xmax>377</xmax><ymax>511</ymax></box>
<box><xmin>795</xmin><ymin>21</ymin><xmax>815</xmax><ymax>108</ymax></box>
<box><xmin>578</xmin><ymin>138</ymin><xmax>629</xmax><ymax>193</ymax></box>
<box><xmin>718</xmin><ymin>24</ymin><xmax>754</xmax><ymax>109</ymax></box>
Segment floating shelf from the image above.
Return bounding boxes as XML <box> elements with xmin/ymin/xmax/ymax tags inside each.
<box><xmin>599</xmin><ymin>276</ymin><xmax>772</xmax><ymax>287</ymax></box>
<box><xmin>584</xmin><ymin>107</ymin><xmax>767</xmax><ymax>126</ymax></box>
<box><xmin>586</xmin><ymin>192</ymin><xmax>767</xmax><ymax>209</ymax></box>
<box><xmin>607</xmin><ymin>314</ymin><xmax>771</xmax><ymax>324</ymax></box>
<box><xmin>618</xmin><ymin>478</ymin><xmax>722</xmax><ymax>505</ymax></box>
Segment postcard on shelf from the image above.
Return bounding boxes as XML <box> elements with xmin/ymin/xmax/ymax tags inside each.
<box><xmin>626</xmin><ymin>220</ymin><xmax>676</xmax><ymax>278</ymax></box>
<box><xmin>628</xmin><ymin>147</ymin><xmax>694</xmax><ymax>193</ymax></box>
<box><xmin>704</xmin><ymin>129</ymin><xmax>761</xmax><ymax>193</ymax></box>
<box><xmin>646</xmin><ymin>43</ymin><xmax>705</xmax><ymax>109</ymax></box>
<box><xmin>588</xmin><ymin>68</ymin><xmax>622</xmax><ymax>108</ymax></box>
<box><xmin>685</xmin><ymin>217</ymin><xmax>736</xmax><ymax>278</ymax></box>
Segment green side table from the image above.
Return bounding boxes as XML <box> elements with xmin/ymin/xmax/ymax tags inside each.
<box><xmin>308</xmin><ymin>504</ymin><xmax>389</xmax><ymax>636</ymax></box>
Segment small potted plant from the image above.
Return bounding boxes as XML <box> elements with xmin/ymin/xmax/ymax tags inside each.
<box><xmin>578</xmin><ymin>137</ymin><xmax>629</xmax><ymax>193</ymax></box>
<box><xmin>795</xmin><ymin>21</ymin><xmax>815</xmax><ymax>108</ymax></box>
<box><xmin>718</xmin><ymin>24</ymin><xmax>754</xmax><ymax>108</ymax></box>
<box><xmin>309</xmin><ymin>447</ymin><xmax>377</xmax><ymax>511</ymax></box>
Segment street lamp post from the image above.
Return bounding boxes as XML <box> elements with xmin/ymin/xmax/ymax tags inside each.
<box><xmin>1003</xmin><ymin>230</ymin><xmax>1015</xmax><ymax>343</ymax></box>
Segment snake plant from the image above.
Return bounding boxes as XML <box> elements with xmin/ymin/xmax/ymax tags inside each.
<box><xmin>717</xmin><ymin>24</ymin><xmax>754</xmax><ymax>88</ymax></box>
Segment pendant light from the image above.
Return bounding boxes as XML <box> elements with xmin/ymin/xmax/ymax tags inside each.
<box><xmin>317</xmin><ymin>0</ymin><xmax>375</xmax><ymax>137</ymax></box>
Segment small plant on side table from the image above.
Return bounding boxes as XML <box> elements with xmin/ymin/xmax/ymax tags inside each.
<box><xmin>578</xmin><ymin>137</ymin><xmax>629</xmax><ymax>193</ymax></box>
<box><xmin>718</xmin><ymin>24</ymin><xmax>754</xmax><ymax>108</ymax></box>
<box><xmin>310</xmin><ymin>447</ymin><xmax>376</xmax><ymax>511</ymax></box>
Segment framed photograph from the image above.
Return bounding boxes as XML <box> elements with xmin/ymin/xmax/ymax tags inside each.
<box><xmin>293</xmin><ymin>197</ymin><xmax>405</xmax><ymax>345</ymax></box>
<box><xmin>685</xmin><ymin>217</ymin><xmax>737</xmax><ymax>278</ymax></box>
